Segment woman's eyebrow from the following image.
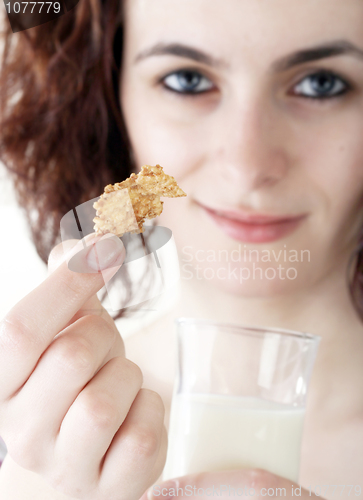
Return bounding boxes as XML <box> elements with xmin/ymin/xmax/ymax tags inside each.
<box><xmin>134</xmin><ymin>40</ymin><xmax>363</xmax><ymax>71</ymax></box>
<box><xmin>271</xmin><ymin>40</ymin><xmax>363</xmax><ymax>72</ymax></box>
<box><xmin>134</xmin><ymin>43</ymin><xmax>227</xmax><ymax>68</ymax></box>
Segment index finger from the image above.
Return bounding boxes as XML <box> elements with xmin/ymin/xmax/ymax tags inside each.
<box><xmin>0</xmin><ymin>233</ymin><xmax>125</xmax><ymax>399</ymax></box>
<box><xmin>48</xmin><ymin>238</ymin><xmax>118</xmax><ymax>330</ymax></box>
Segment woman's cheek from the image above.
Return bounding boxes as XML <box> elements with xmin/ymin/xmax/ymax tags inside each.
<box><xmin>128</xmin><ymin>116</ymin><xmax>206</xmax><ymax>182</ymax></box>
<box><xmin>122</xmin><ymin>79</ymin><xmax>215</xmax><ymax>178</ymax></box>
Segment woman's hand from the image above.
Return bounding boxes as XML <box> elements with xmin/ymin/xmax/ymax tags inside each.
<box><xmin>142</xmin><ymin>469</ymin><xmax>320</xmax><ymax>499</ymax></box>
<box><xmin>0</xmin><ymin>234</ymin><xmax>167</xmax><ymax>500</ymax></box>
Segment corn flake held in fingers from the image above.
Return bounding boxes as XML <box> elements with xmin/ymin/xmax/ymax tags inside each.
<box><xmin>93</xmin><ymin>165</ymin><xmax>187</xmax><ymax>237</ymax></box>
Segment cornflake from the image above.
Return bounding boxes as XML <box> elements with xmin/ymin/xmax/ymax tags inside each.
<box><xmin>93</xmin><ymin>164</ymin><xmax>187</xmax><ymax>237</ymax></box>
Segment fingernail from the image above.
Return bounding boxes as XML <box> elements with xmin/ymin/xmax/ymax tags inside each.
<box><xmin>86</xmin><ymin>235</ymin><xmax>125</xmax><ymax>271</ymax></box>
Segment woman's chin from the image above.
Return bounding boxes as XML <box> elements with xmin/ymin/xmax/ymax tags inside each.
<box><xmin>211</xmin><ymin>278</ymin><xmax>300</xmax><ymax>298</ymax></box>
<box><xmin>180</xmin><ymin>262</ymin><xmax>309</xmax><ymax>297</ymax></box>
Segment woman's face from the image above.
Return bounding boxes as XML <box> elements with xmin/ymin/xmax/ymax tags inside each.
<box><xmin>120</xmin><ymin>0</ymin><xmax>363</xmax><ymax>296</ymax></box>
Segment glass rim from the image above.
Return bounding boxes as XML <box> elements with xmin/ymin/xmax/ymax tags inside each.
<box><xmin>175</xmin><ymin>317</ymin><xmax>321</xmax><ymax>343</ymax></box>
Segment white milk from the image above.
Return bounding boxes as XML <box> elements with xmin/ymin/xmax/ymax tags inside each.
<box><xmin>163</xmin><ymin>393</ymin><xmax>305</xmax><ymax>482</ymax></box>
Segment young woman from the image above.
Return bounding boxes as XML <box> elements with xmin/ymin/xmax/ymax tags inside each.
<box><xmin>0</xmin><ymin>0</ymin><xmax>363</xmax><ymax>498</ymax></box>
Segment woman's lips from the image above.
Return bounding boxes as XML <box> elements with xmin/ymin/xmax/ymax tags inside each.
<box><xmin>198</xmin><ymin>204</ymin><xmax>307</xmax><ymax>243</ymax></box>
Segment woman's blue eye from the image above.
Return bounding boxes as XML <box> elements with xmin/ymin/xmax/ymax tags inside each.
<box><xmin>293</xmin><ymin>71</ymin><xmax>348</xmax><ymax>99</ymax></box>
<box><xmin>162</xmin><ymin>70</ymin><xmax>214</xmax><ymax>94</ymax></box>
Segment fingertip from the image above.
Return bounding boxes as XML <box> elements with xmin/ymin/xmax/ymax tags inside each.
<box><xmin>62</xmin><ymin>233</ymin><xmax>125</xmax><ymax>275</ymax></box>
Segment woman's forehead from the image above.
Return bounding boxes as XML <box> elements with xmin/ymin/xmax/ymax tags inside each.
<box><xmin>122</xmin><ymin>0</ymin><xmax>363</xmax><ymax>55</ymax></box>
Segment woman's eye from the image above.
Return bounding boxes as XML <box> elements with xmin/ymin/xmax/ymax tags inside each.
<box><xmin>293</xmin><ymin>71</ymin><xmax>349</xmax><ymax>99</ymax></box>
<box><xmin>162</xmin><ymin>70</ymin><xmax>214</xmax><ymax>94</ymax></box>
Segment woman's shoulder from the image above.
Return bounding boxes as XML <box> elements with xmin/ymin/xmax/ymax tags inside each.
<box><xmin>328</xmin><ymin>415</ymin><xmax>363</xmax><ymax>483</ymax></box>
<box><xmin>301</xmin><ymin>411</ymin><xmax>363</xmax><ymax>485</ymax></box>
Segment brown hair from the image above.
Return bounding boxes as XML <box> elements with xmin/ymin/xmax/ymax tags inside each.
<box><xmin>1</xmin><ymin>2</ymin><xmax>363</xmax><ymax>320</ymax></box>
<box><xmin>349</xmin><ymin>240</ymin><xmax>363</xmax><ymax>320</ymax></box>
<box><xmin>0</xmin><ymin>0</ymin><xmax>142</xmax><ymax>317</ymax></box>
<box><xmin>0</xmin><ymin>0</ymin><xmax>128</xmax><ymax>255</ymax></box>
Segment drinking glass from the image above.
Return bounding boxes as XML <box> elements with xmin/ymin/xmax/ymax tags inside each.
<box><xmin>163</xmin><ymin>318</ymin><xmax>321</xmax><ymax>482</ymax></box>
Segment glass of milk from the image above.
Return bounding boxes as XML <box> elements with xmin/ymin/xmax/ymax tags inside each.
<box><xmin>162</xmin><ymin>318</ymin><xmax>321</xmax><ymax>483</ymax></box>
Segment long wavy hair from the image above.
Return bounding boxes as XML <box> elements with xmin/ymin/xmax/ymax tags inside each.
<box><xmin>1</xmin><ymin>1</ymin><xmax>363</xmax><ymax>319</ymax></box>
<box><xmin>0</xmin><ymin>0</ymin><xmax>137</xmax><ymax>318</ymax></box>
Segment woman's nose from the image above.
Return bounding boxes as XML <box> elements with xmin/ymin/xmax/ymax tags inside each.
<box><xmin>211</xmin><ymin>99</ymin><xmax>290</xmax><ymax>193</ymax></box>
